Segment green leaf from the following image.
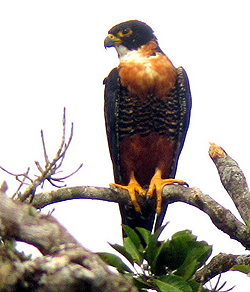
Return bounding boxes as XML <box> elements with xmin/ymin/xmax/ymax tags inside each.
<box><xmin>135</xmin><ymin>227</ymin><xmax>151</xmax><ymax>246</ymax></box>
<box><xmin>154</xmin><ymin>275</ymin><xmax>192</xmax><ymax>292</ymax></box>
<box><xmin>176</xmin><ymin>259</ymin><xmax>198</xmax><ymax>280</ymax></box>
<box><xmin>176</xmin><ymin>240</ymin><xmax>212</xmax><ymax>280</ymax></box>
<box><xmin>244</xmin><ymin>220</ymin><xmax>250</xmax><ymax>228</ymax></box>
<box><xmin>124</xmin><ymin>237</ymin><xmax>143</xmax><ymax>265</ymax></box>
<box><xmin>151</xmin><ymin>231</ymin><xmax>191</xmax><ymax>275</ymax></box>
<box><xmin>154</xmin><ymin>280</ymin><xmax>181</xmax><ymax>292</ymax></box>
<box><xmin>145</xmin><ymin>238</ymin><xmax>161</xmax><ymax>267</ymax></box>
<box><xmin>123</xmin><ymin>225</ymin><xmax>144</xmax><ymax>251</ymax></box>
<box><xmin>145</xmin><ymin>224</ymin><xmax>168</xmax><ymax>267</ymax></box>
<box><xmin>97</xmin><ymin>252</ymin><xmax>133</xmax><ymax>273</ymax></box>
<box><xmin>231</xmin><ymin>264</ymin><xmax>250</xmax><ymax>275</ymax></box>
<box><xmin>123</xmin><ymin>273</ymin><xmax>154</xmax><ymax>292</ymax></box>
<box><xmin>133</xmin><ymin>276</ymin><xmax>154</xmax><ymax>290</ymax></box>
<box><xmin>152</xmin><ymin>230</ymin><xmax>212</xmax><ymax>278</ymax></box>
<box><xmin>109</xmin><ymin>243</ymin><xmax>134</xmax><ymax>265</ymax></box>
<box><xmin>154</xmin><ymin>224</ymin><xmax>169</xmax><ymax>240</ymax></box>
<box><xmin>188</xmin><ymin>280</ymin><xmax>210</xmax><ymax>292</ymax></box>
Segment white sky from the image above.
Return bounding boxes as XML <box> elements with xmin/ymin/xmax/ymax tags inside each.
<box><xmin>0</xmin><ymin>1</ymin><xmax>250</xmax><ymax>290</ymax></box>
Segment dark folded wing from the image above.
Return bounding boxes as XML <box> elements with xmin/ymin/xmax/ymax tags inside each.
<box><xmin>104</xmin><ymin>68</ymin><xmax>122</xmax><ymax>184</ymax></box>
<box><xmin>155</xmin><ymin>66</ymin><xmax>192</xmax><ymax>231</ymax></box>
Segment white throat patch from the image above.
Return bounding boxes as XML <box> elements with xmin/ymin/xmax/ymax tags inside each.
<box><xmin>115</xmin><ymin>45</ymin><xmax>129</xmax><ymax>58</ymax></box>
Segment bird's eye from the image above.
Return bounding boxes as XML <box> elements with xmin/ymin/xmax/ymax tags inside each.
<box><xmin>122</xmin><ymin>28</ymin><xmax>130</xmax><ymax>34</ymax></box>
<box><xmin>118</xmin><ymin>28</ymin><xmax>133</xmax><ymax>37</ymax></box>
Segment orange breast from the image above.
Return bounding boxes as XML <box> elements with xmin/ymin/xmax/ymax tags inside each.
<box><xmin>118</xmin><ymin>40</ymin><xmax>177</xmax><ymax>99</ymax></box>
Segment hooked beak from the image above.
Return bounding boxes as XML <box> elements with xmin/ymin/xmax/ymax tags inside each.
<box><xmin>104</xmin><ymin>34</ymin><xmax>122</xmax><ymax>48</ymax></box>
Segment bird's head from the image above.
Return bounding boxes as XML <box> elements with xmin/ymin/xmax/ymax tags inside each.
<box><xmin>104</xmin><ymin>20</ymin><xmax>157</xmax><ymax>57</ymax></box>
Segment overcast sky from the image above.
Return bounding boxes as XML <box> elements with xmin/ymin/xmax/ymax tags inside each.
<box><xmin>0</xmin><ymin>1</ymin><xmax>250</xmax><ymax>290</ymax></box>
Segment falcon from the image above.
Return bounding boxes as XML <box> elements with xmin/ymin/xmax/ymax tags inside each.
<box><xmin>104</xmin><ymin>20</ymin><xmax>191</xmax><ymax>232</ymax></box>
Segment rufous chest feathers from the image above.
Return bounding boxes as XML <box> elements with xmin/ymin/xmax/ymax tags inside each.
<box><xmin>118</xmin><ymin>40</ymin><xmax>177</xmax><ymax>99</ymax></box>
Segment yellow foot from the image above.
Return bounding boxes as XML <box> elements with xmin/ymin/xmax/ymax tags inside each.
<box><xmin>110</xmin><ymin>174</ymin><xmax>145</xmax><ymax>212</ymax></box>
<box><xmin>147</xmin><ymin>169</ymin><xmax>187</xmax><ymax>214</ymax></box>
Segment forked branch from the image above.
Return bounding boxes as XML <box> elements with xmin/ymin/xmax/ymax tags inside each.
<box><xmin>0</xmin><ymin>108</ymin><xmax>82</xmax><ymax>202</ymax></box>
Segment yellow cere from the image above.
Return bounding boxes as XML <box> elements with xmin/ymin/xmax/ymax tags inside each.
<box><xmin>107</xmin><ymin>34</ymin><xmax>121</xmax><ymax>43</ymax></box>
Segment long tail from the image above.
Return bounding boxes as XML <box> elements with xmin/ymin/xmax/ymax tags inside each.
<box><xmin>119</xmin><ymin>202</ymin><xmax>166</xmax><ymax>236</ymax></box>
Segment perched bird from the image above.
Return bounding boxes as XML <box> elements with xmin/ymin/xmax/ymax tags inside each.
<box><xmin>104</xmin><ymin>20</ymin><xmax>191</xmax><ymax>233</ymax></box>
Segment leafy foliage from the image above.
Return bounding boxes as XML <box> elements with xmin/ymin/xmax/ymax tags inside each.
<box><xmin>98</xmin><ymin>225</ymin><xmax>213</xmax><ymax>291</ymax></box>
<box><xmin>230</xmin><ymin>264</ymin><xmax>250</xmax><ymax>275</ymax></box>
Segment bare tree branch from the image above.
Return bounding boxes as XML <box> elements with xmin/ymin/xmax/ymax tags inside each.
<box><xmin>195</xmin><ymin>253</ymin><xmax>250</xmax><ymax>284</ymax></box>
<box><xmin>0</xmin><ymin>108</ymin><xmax>83</xmax><ymax>202</ymax></box>
<box><xmin>31</xmin><ymin>185</ymin><xmax>125</xmax><ymax>208</ymax></box>
<box><xmin>0</xmin><ymin>191</ymin><xmax>78</xmax><ymax>255</ymax></box>
<box><xmin>1</xmin><ymin>246</ymin><xmax>138</xmax><ymax>292</ymax></box>
<box><xmin>29</xmin><ymin>142</ymin><xmax>250</xmax><ymax>252</ymax></box>
<box><xmin>209</xmin><ymin>142</ymin><xmax>250</xmax><ymax>224</ymax></box>
<box><xmin>11</xmin><ymin>108</ymin><xmax>82</xmax><ymax>203</ymax></box>
<box><xmin>0</xmin><ymin>166</ymin><xmax>32</xmax><ymax>199</ymax></box>
<box><xmin>31</xmin><ymin>184</ymin><xmax>250</xmax><ymax>250</ymax></box>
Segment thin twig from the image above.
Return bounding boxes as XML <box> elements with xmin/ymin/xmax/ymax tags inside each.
<box><xmin>51</xmin><ymin>163</ymin><xmax>83</xmax><ymax>182</ymax></box>
<box><xmin>40</xmin><ymin>129</ymin><xmax>50</xmax><ymax>165</ymax></box>
<box><xmin>12</xmin><ymin>168</ymin><xmax>31</xmax><ymax>199</ymax></box>
<box><xmin>17</xmin><ymin>108</ymin><xmax>80</xmax><ymax>202</ymax></box>
<box><xmin>55</xmin><ymin>107</ymin><xmax>67</xmax><ymax>159</ymax></box>
<box><xmin>35</xmin><ymin>161</ymin><xmax>44</xmax><ymax>173</ymax></box>
<box><xmin>0</xmin><ymin>166</ymin><xmax>33</xmax><ymax>198</ymax></box>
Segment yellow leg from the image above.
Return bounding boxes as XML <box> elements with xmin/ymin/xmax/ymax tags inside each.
<box><xmin>147</xmin><ymin>168</ymin><xmax>186</xmax><ymax>214</ymax></box>
<box><xmin>110</xmin><ymin>172</ymin><xmax>145</xmax><ymax>212</ymax></box>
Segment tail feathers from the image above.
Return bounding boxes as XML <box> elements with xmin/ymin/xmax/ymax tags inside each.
<box><xmin>119</xmin><ymin>203</ymin><xmax>167</xmax><ymax>236</ymax></box>
<box><xmin>154</xmin><ymin>203</ymin><xmax>168</xmax><ymax>232</ymax></box>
